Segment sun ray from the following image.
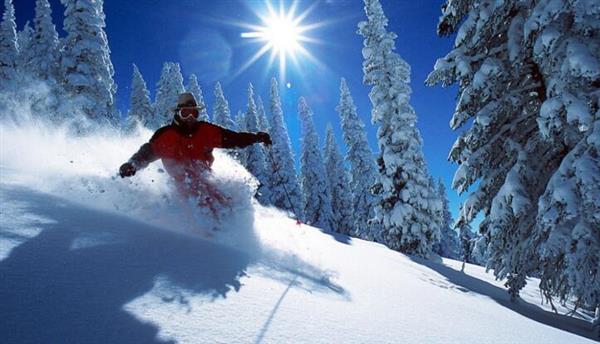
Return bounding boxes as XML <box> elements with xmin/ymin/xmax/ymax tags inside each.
<box><xmin>293</xmin><ymin>1</ymin><xmax>319</xmax><ymax>26</ymax></box>
<box><xmin>297</xmin><ymin>35</ymin><xmax>322</xmax><ymax>45</ymax></box>
<box><xmin>296</xmin><ymin>44</ymin><xmax>328</xmax><ymax>71</ymax></box>
<box><xmin>279</xmin><ymin>51</ymin><xmax>286</xmax><ymax>80</ymax></box>
<box><xmin>297</xmin><ymin>21</ymin><xmax>330</xmax><ymax>33</ymax></box>
<box><xmin>289</xmin><ymin>50</ymin><xmax>301</xmax><ymax>71</ymax></box>
<box><xmin>230</xmin><ymin>43</ymin><xmax>272</xmax><ymax>80</ymax></box>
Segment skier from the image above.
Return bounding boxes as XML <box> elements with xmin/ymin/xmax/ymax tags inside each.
<box><xmin>119</xmin><ymin>92</ymin><xmax>272</xmax><ymax>214</ymax></box>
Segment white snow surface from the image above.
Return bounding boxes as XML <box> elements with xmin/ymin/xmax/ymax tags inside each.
<box><xmin>0</xmin><ymin>121</ymin><xmax>597</xmax><ymax>343</ymax></box>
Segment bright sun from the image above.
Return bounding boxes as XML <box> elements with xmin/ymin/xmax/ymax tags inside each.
<box><xmin>237</xmin><ymin>1</ymin><xmax>322</xmax><ymax>79</ymax></box>
<box><xmin>260</xmin><ymin>15</ymin><xmax>301</xmax><ymax>55</ymax></box>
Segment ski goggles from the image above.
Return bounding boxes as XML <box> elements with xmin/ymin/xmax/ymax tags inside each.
<box><xmin>178</xmin><ymin>108</ymin><xmax>199</xmax><ymax>120</ymax></box>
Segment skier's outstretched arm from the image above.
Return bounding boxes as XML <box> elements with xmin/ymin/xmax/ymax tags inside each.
<box><xmin>119</xmin><ymin>127</ymin><xmax>167</xmax><ymax>177</ymax></box>
<box><xmin>119</xmin><ymin>142</ymin><xmax>158</xmax><ymax>177</ymax></box>
<box><xmin>214</xmin><ymin>124</ymin><xmax>271</xmax><ymax>149</ymax></box>
<box><xmin>130</xmin><ymin>142</ymin><xmax>158</xmax><ymax>169</ymax></box>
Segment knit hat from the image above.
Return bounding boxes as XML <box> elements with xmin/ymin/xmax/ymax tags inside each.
<box><xmin>171</xmin><ymin>92</ymin><xmax>204</xmax><ymax>111</ymax></box>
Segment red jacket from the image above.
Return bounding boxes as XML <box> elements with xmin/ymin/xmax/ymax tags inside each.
<box><xmin>128</xmin><ymin>120</ymin><xmax>260</xmax><ymax>195</ymax></box>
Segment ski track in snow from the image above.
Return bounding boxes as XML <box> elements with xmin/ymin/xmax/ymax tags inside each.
<box><xmin>1</xmin><ymin>122</ymin><xmax>598</xmax><ymax>343</ymax></box>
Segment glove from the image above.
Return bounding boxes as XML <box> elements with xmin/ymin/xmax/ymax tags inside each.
<box><xmin>256</xmin><ymin>132</ymin><xmax>272</xmax><ymax>146</ymax></box>
<box><xmin>119</xmin><ymin>162</ymin><xmax>136</xmax><ymax>178</ymax></box>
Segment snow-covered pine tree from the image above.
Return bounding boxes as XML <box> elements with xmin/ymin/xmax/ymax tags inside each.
<box><xmin>125</xmin><ymin>64</ymin><xmax>154</xmax><ymax>133</ymax></box>
<box><xmin>235</xmin><ymin>110</ymin><xmax>248</xmax><ymax>166</ymax></box>
<box><xmin>60</xmin><ymin>0</ymin><xmax>118</xmax><ymax>127</ymax></box>
<box><xmin>212</xmin><ymin>81</ymin><xmax>235</xmax><ymax>130</ymax></box>
<box><xmin>267</xmin><ymin>77</ymin><xmax>303</xmax><ymax>218</ymax></box>
<box><xmin>336</xmin><ymin>78</ymin><xmax>380</xmax><ymax>240</ymax></box>
<box><xmin>153</xmin><ymin>63</ymin><xmax>173</xmax><ymax>129</ymax></box>
<box><xmin>324</xmin><ymin>124</ymin><xmax>354</xmax><ymax>235</ymax></box>
<box><xmin>471</xmin><ymin>231</ymin><xmax>488</xmax><ymax>267</ymax></box>
<box><xmin>298</xmin><ymin>97</ymin><xmax>334</xmax><ymax>231</ymax></box>
<box><xmin>458</xmin><ymin>223</ymin><xmax>478</xmax><ymax>272</ymax></box>
<box><xmin>170</xmin><ymin>64</ymin><xmax>185</xmax><ymax>92</ymax></box>
<box><xmin>433</xmin><ymin>179</ymin><xmax>460</xmax><ymax>259</ymax></box>
<box><xmin>358</xmin><ymin>0</ymin><xmax>440</xmax><ymax>257</ymax></box>
<box><xmin>0</xmin><ymin>0</ymin><xmax>18</xmax><ymax>90</ymax></box>
<box><xmin>31</xmin><ymin>0</ymin><xmax>59</xmax><ymax>81</ymax></box>
<box><xmin>427</xmin><ymin>0</ymin><xmax>600</xmax><ymax>305</ymax></box>
<box><xmin>19</xmin><ymin>0</ymin><xmax>62</xmax><ymax>121</ymax></box>
<box><xmin>536</xmin><ymin>120</ymin><xmax>600</xmax><ymax>311</ymax></box>
<box><xmin>256</xmin><ymin>96</ymin><xmax>270</xmax><ymax>133</ymax></box>
<box><xmin>16</xmin><ymin>22</ymin><xmax>33</xmax><ymax>77</ymax></box>
<box><xmin>235</xmin><ymin>110</ymin><xmax>245</xmax><ymax>131</ymax></box>
<box><xmin>244</xmin><ymin>83</ymin><xmax>271</xmax><ymax>205</ymax></box>
<box><xmin>256</xmin><ymin>95</ymin><xmax>273</xmax><ymax>199</ymax></box>
<box><xmin>153</xmin><ymin>62</ymin><xmax>184</xmax><ymax>129</ymax></box>
<box><xmin>186</xmin><ymin>73</ymin><xmax>209</xmax><ymax>121</ymax></box>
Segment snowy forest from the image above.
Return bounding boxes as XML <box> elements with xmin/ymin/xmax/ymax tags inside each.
<box><xmin>1</xmin><ymin>0</ymin><xmax>599</xmax><ymax>341</ymax></box>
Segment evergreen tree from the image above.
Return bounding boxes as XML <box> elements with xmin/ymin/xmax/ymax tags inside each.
<box><xmin>268</xmin><ymin>78</ymin><xmax>303</xmax><ymax>218</ymax></box>
<box><xmin>153</xmin><ymin>63</ymin><xmax>173</xmax><ymax>129</ymax></box>
<box><xmin>24</xmin><ymin>0</ymin><xmax>62</xmax><ymax>121</ymax></box>
<box><xmin>433</xmin><ymin>179</ymin><xmax>460</xmax><ymax>259</ymax></box>
<box><xmin>235</xmin><ymin>110</ymin><xmax>245</xmax><ymax>131</ymax></box>
<box><xmin>212</xmin><ymin>81</ymin><xmax>235</xmax><ymax>130</ymax></box>
<box><xmin>427</xmin><ymin>0</ymin><xmax>600</xmax><ymax>306</ymax></box>
<box><xmin>536</xmin><ymin>122</ymin><xmax>600</xmax><ymax>309</ymax></box>
<box><xmin>186</xmin><ymin>73</ymin><xmax>208</xmax><ymax>121</ymax></box>
<box><xmin>458</xmin><ymin>223</ymin><xmax>477</xmax><ymax>272</ymax></box>
<box><xmin>324</xmin><ymin>125</ymin><xmax>354</xmax><ymax>235</ymax></box>
<box><xmin>16</xmin><ymin>22</ymin><xmax>33</xmax><ymax>77</ymax></box>
<box><xmin>170</xmin><ymin>64</ymin><xmax>185</xmax><ymax>92</ymax></box>
<box><xmin>235</xmin><ymin>110</ymin><xmax>247</xmax><ymax>166</ymax></box>
<box><xmin>125</xmin><ymin>64</ymin><xmax>154</xmax><ymax>133</ymax></box>
<box><xmin>256</xmin><ymin>95</ymin><xmax>272</xmax><ymax>198</ymax></box>
<box><xmin>31</xmin><ymin>0</ymin><xmax>59</xmax><ymax>81</ymax></box>
<box><xmin>153</xmin><ymin>62</ymin><xmax>184</xmax><ymax>129</ymax></box>
<box><xmin>336</xmin><ymin>78</ymin><xmax>380</xmax><ymax>240</ymax></box>
<box><xmin>245</xmin><ymin>83</ymin><xmax>271</xmax><ymax>205</ymax></box>
<box><xmin>256</xmin><ymin>96</ymin><xmax>270</xmax><ymax>133</ymax></box>
<box><xmin>359</xmin><ymin>0</ymin><xmax>440</xmax><ymax>257</ymax></box>
<box><xmin>471</xmin><ymin>232</ymin><xmax>488</xmax><ymax>267</ymax></box>
<box><xmin>60</xmin><ymin>0</ymin><xmax>117</xmax><ymax>127</ymax></box>
<box><xmin>0</xmin><ymin>0</ymin><xmax>18</xmax><ymax>88</ymax></box>
<box><xmin>298</xmin><ymin>97</ymin><xmax>334</xmax><ymax>230</ymax></box>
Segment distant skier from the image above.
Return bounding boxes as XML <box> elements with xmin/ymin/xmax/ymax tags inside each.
<box><xmin>119</xmin><ymin>92</ymin><xmax>271</xmax><ymax>213</ymax></box>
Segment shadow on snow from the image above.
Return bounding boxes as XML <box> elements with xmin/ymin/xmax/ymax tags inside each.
<box><xmin>0</xmin><ymin>185</ymin><xmax>346</xmax><ymax>343</ymax></box>
<box><xmin>0</xmin><ymin>186</ymin><xmax>252</xmax><ymax>343</ymax></box>
<box><xmin>408</xmin><ymin>256</ymin><xmax>598</xmax><ymax>341</ymax></box>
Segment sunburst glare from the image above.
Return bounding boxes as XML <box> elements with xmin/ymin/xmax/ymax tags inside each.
<box><xmin>237</xmin><ymin>1</ymin><xmax>324</xmax><ymax>79</ymax></box>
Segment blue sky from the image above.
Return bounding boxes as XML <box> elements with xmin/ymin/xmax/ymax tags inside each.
<box><xmin>10</xmin><ymin>0</ymin><xmax>474</xmax><ymax>221</ymax></box>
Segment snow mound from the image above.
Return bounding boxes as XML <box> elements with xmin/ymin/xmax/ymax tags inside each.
<box><xmin>1</xmin><ymin>119</ymin><xmax>597</xmax><ymax>343</ymax></box>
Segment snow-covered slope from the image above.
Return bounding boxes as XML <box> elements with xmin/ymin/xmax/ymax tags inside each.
<box><xmin>1</xmin><ymin>122</ymin><xmax>597</xmax><ymax>343</ymax></box>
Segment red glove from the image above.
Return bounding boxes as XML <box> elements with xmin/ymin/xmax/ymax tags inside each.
<box><xmin>119</xmin><ymin>162</ymin><xmax>136</xmax><ymax>178</ymax></box>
